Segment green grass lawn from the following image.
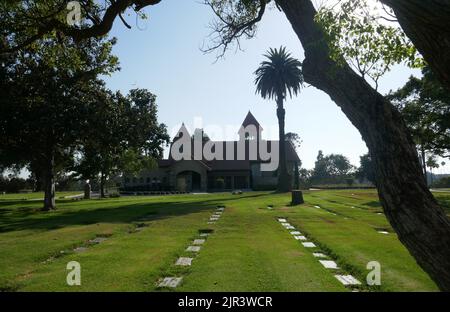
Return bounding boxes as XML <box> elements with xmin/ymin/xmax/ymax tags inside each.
<box><xmin>0</xmin><ymin>191</ymin><xmax>82</xmax><ymax>201</ymax></box>
<box><xmin>0</xmin><ymin>189</ymin><xmax>445</xmax><ymax>292</ymax></box>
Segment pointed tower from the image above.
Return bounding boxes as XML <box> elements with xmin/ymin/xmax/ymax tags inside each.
<box><xmin>173</xmin><ymin>123</ymin><xmax>190</xmax><ymax>143</ymax></box>
<box><xmin>169</xmin><ymin>123</ymin><xmax>191</xmax><ymax>160</ymax></box>
<box><xmin>238</xmin><ymin>111</ymin><xmax>263</xmax><ymax>141</ymax></box>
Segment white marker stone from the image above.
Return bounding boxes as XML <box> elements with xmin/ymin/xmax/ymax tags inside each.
<box><xmin>210</xmin><ymin>217</ymin><xmax>219</xmax><ymax>221</ymax></box>
<box><xmin>89</xmin><ymin>237</ymin><xmax>107</xmax><ymax>244</ymax></box>
<box><xmin>314</xmin><ymin>205</ymin><xmax>321</xmax><ymax>209</ymax></box>
<box><xmin>217</xmin><ymin>208</ymin><xmax>224</xmax><ymax>211</ymax></box>
<box><xmin>281</xmin><ymin>222</ymin><xmax>290</xmax><ymax>227</ymax></box>
<box><xmin>186</xmin><ymin>246</ymin><xmax>201</xmax><ymax>252</ymax></box>
<box><xmin>302</xmin><ymin>242</ymin><xmax>316</xmax><ymax>248</ymax></box>
<box><xmin>378</xmin><ymin>231</ymin><xmax>389</xmax><ymax>234</ymax></box>
<box><xmin>175</xmin><ymin>257</ymin><xmax>193</xmax><ymax>266</ymax></box>
<box><xmin>278</xmin><ymin>218</ymin><xmax>287</xmax><ymax>223</ymax></box>
<box><xmin>158</xmin><ymin>277</ymin><xmax>183</xmax><ymax>288</ymax></box>
<box><xmin>294</xmin><ymin>235</ymin><xmax>307</xmax><ymax>241</ymax></box>
<box><xmin>319</xmin><ymin>260</ymin><xmax>339</xmax><ymax>269</ymax></box>
<box><xmin>193</xmin><ymin>239</ymin><xmax>206</xmax><ymax>245</ymax></box>
<box><xmin>290</xmin><ymin>231</ymin><xmax>301</xmax><ymax>235</ymax></box>
<box><xmin>286</xmin><ymin>225</ymin><xmax>295</xmax><ymax>230</ymax></box>
<box><xmin>199</xmin><ymin>233</ymin><xmax>209</xmax><ymax>237</ymax></box>
<box><xmin>313</xmin><ymin>252</ymin><xmax>327</xmax><ymax>258</ymax></box>
<box><xmin>334</xmin><ymin>275</ymin><xmax>361</xmax><ymax>286</ymax></box>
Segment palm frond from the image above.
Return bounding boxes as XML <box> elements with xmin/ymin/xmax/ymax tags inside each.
<box><xmin>254</xmin><ymin>46</ymin><xmax>304</xmax><ymax>102</ymax></box>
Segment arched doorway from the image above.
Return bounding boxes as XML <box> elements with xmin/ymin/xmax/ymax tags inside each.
<box><xmin>176</xmin><ymin>171</ymin><xmax>202</xmax><ymax>192</ymax></box>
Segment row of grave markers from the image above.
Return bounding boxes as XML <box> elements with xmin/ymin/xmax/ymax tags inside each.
<box><xmin>277</xmin><ymin>218</ymin><xmax>362</xmax><ymax>289</ymax></box>
<box><xmin>157</xmin><ymin>206</ymin><xmax>225</xmax><ymax>288</ymax></box>
<box><xmin>313</xmin><ymin>205</ymin><xmax>390</xmax><ymax>235</ymax></box>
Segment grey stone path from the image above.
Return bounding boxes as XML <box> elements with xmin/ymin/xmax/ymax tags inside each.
<box><xmin>319</xmin><ymin>260</ymin><xmax>339</xmax><ymax>269</ymax></box>
<box><xmin>277</xmin><ymin>216</ymin><xmax>362</xmax><ymax>291</ymax></box>
<box><xmin>158</xmin><ymin>205</ymin><xmax>225</xmax><ymax>289</ymax></box>
<box><xmin>175</xmin><ymin>257</ymin><xmax>193</xmax><ymax>266</ymax></box>
<box><xmin>73</xmin><ymin>247</ymin><xmax>88</xmax><ymax>253</ymax></box>
<box><xmin>88</xmin><ymin>237</ymin><xmax>107</xmax><ymax>244</ymax></box>
<box><xmin>186</xmin><ymin>246</ymin><xmax>201</xmax><ymax>252</ymax></box>
<box><xmin>158</xmin><ymin>277</ymin><xmax>183</xmax><ymax>288</ymax></box>
<box><xmin>313</xmin><ymin>252</ymin><xmax>327</xmax><ymax>258</ymax></box>
<box><xmin>335</xmin><ymin>275</ymin><xmax>361</xmax><ymax>286</ymax></box>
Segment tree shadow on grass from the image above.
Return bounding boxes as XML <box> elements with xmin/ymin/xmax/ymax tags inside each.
<box><xmin>0</xmin><ymin>192</ymin><xmax>272</xmax><ymax>233</ymax></box>
<box><xmin>362</xmin><ymin>201</ymin><xmax>382</xmax><ymax>208</ymax></box>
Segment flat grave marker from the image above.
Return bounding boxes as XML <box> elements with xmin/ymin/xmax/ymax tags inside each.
<box><xmin>175</xmin><ymin>257</ymin><xmax>193</xmax><ymax>266</ymax></box>
<box><xmin>158</xmin><ymin>277</ymin><xmax>183</xmax><ymax>288</ymax></box>
<box><xmin>335</xmin><ymin>275</ymin><xmax>361</xmax><ymax>286</ymax></box>
<box><xmin>319</xmin><ymin>260</ymin><xmax>339</xmax><ymax>269</ymax></box>
<box><xmin>186</xmin><ymin>246</ymin><xmax>201</xmax><ymax>252</ymax></box>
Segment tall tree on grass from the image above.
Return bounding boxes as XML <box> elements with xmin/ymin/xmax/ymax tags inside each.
<box><xmin>74</xmin><ymin>88</ymin><xmax>170</xmax><ymax>198</ymax></box>
<box><xmin>254</xmin><ymin>47</ymin><xmax>303</xmax><ymax>192</ymax></box>
<box><xmin>0</xmin><ymin>35</ymin><xmax>118</xmax><ymax>210</ymax></box>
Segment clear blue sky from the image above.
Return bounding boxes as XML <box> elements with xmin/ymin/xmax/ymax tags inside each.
<box><xmin>103</xmin><ymin>0</ymin><xmax>447</xmax><ymax>173</ymax></box>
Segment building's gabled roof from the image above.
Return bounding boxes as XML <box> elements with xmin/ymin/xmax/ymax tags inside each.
<box><xmin>241</xmin><ymin>111</ymin><xmax>263</xmax><ymax>130</ymax></box>
<box><xmin>161</xmin><ymin>140</ymin><xmax>300</xmax><ymax>171</ymax></box>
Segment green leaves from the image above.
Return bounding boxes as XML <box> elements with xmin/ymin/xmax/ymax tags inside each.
<box><xmin>315</xmin><ymin>0</ymin><xmax>424</xmax><ymax>88</ymax></box>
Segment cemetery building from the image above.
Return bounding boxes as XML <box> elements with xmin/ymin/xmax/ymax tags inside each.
<box><xmin>122</xmin><ymin>112</ymin><xmax>300</xmax><ymax>192</ymax></box>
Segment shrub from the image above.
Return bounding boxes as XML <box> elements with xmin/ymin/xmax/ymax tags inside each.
<box><xmin>215</xmin><ymin>178</ymin><xmax>225</xmax><ymax>190</ymax></box>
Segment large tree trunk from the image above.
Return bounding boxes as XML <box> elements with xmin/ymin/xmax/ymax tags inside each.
<box><xmin>42</xmin><ymin>155</ymin><xmax>56</xmax><ymax>211</ymax></box>
<box><xmin>277</xmin><ymin>98</ymin><xmax>290</xmax><ymax>192</ymax></box>
<box><xmin>379</xmin><ymin>0</ymin><xmax>450</xmax><ymax>90</ymax></box>
<box><xmin>276</xmin><ymin>0</ymin><xmax>450</xmax><ymax>290</ymax></box>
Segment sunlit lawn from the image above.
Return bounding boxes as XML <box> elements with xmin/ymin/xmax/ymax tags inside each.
<box><xmin>0</xmin><ymin>189</ymin><xmax>444</xmax><ymax>291</ymax></box>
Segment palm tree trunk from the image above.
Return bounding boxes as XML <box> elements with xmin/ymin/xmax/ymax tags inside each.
<box><xmin>277</xmin><ymin>0</ymin><xmax>450</xmax><ymax>290</ymax></box>
<box><xmin>277</xmin><ymin>97</ymin><xmax>290</xmax><ymax>192</ymax></box>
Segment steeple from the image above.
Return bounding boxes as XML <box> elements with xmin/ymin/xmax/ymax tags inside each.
<box><xmin>239</xmin><ymin>111</ymin><xmax>263</xmax><ymax>141</ymax></box>
<box><xmin>173</xmin><ymin>123</ymin><xmax>190</xmax><ymax>142</ymax></box>
<box><xmin>241</xmin><ymin>111</ymin><xmax>263</xmax><ymax>130</ymax></box>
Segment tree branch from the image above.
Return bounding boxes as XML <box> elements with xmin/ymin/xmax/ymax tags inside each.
<box><xmin>2</xmin><ymin>0</ymin><xmax>162</xmax><ymax>52</ymax></box>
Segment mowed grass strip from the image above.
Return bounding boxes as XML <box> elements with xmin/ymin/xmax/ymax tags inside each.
<box><xmin>179</xmin><ymin>195</ymin><xmax>345</xmax><ymax>291</ymax></box>
<box><xmin>281</xmin><ymin>190</ymin><xmax>439</xmax><ymax>291</ymax></box>
<box><xmin>0</xmin><ymin>190</ymin><xmax>445</xmax><ymax>291</ymax></box>
<box><xmin>0</xmin><ymin>194</ymin><xmax>218</xmax><ymax>291</ymax></box>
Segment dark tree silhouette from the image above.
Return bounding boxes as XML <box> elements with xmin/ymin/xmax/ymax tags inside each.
<box><xmin>254</xmin><ymin>47</ymin><xmax>303</xmax><ymax>192</ymax></box>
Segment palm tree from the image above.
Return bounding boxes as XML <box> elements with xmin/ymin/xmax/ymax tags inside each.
<box><xmin>254</xmin><ymin>46</ymin><xmax>303</xmax><ymax>192</ymax></box>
